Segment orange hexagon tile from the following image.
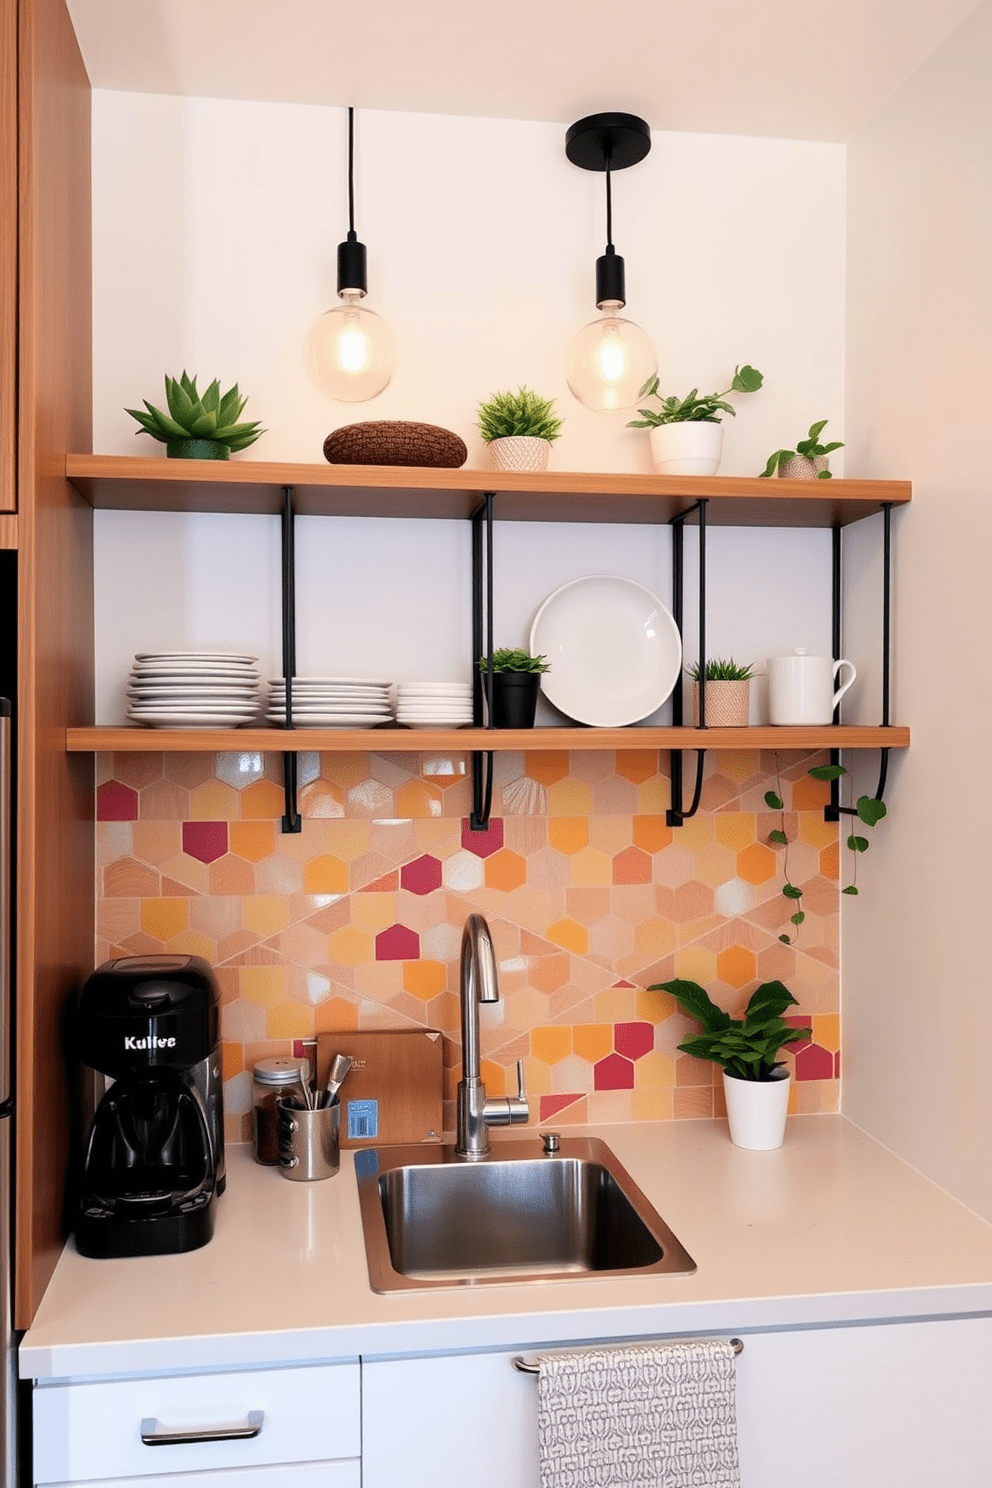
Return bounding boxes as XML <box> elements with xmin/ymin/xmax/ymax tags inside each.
<box><xmin>633</xmin><ymin>816</ymin><xmax>672</xmax><ymax>854</ymax></box>
<box><xmin>615</xmin><ymin>751</ymin><xmax>658</xmax><ymax>785</ymax></box>
<box><xmin>716</xmin><ymin>944</ymin><xmax>756</xmax><ymax>988</ymax></box>
<box><xmin>548</xmin><ymin>817</ymin><xmax>589</xmax><ymax>855</ymax></box>
<box><xmin>530</xmin><ymin>1025</ymin><xmax>572</xmax><ymax>1065</ymax></box>
<box><xmin>304</xmin><ymin>855</ymin><xmax>349</xmax><ymax>895</ymax></box>
<box><xmin>525</xmin><ymin>751</ymin><xmax>570</xmax><ymax>786</ymax></box>
<box><xmin>140</xmin><ymin>898</ymin><xmax>189</xmax><ymax>942</ymax></box>
<box><xmin>791</xmin><ymin>772</ymin><xmax>830</xmax><ymax>810</ymax></box>
<box><xmin>403</xmin><ymin>960</ymin><xmax>447</xmax><ymax>1001</ymax></box>
<box><xmin>229</xmin><ymin>820</ymin><xmax>276</xmax><ymax>864</ymax></box>
<box><xmin>737</xmin><ymin>841</ymin><xmax>777</xmax><ymax>885</ymax></box>
<box><xmin>485</xmin><ymin>849</ymin><xmax>527</xmax><ymax>892</ymax></box>
<box><xmin>328</xmin><ymin>925</ymin><xmax>374</xmax><ymax>967</ymax></box>
<box><xmin>612</xmin><ymin>846</ymin><xmax>652</xmax><ymax>885</ymax></box>
<box><xmin>396</xmin><ymin>779</ymin><xmax>444</xmax><ymax>818</ymax></box>
<box><xmin>240</xmin><ymin>780</ymin><xmax>286</xmax><ymax>820</ymax></box>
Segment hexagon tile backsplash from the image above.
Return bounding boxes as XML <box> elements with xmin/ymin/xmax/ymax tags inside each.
<box><xmin>95</xmin><ymin>747</ymin><xmax>840</xmax><ymax>1144</ymax></box>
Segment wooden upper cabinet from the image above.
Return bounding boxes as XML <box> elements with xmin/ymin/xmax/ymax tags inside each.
<box><xmin>1</xmin><ymin>0</ymin><xmax>16</xmax><ymax>520</ymax></box>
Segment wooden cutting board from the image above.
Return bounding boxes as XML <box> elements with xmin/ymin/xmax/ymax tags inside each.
<box><xmin>316</xmin><ymin>1029</ymin><xmax>444</xmax><ymax>1147</ymax></box>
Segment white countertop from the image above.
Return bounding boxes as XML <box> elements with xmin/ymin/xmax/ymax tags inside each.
<box><xmin>20</xmin><ymin>1116</ymin><xmax>992</xmax><ymax>1380</ymax></box>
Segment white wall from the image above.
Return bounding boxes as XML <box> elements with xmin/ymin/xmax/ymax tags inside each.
<box><xmin>845</xmin><ymin>2</ymin><xmax>992</xmax><ymax>1216</ymax></box>
<box><xmin>91</xmin><ymin>96</ymin><xmax>846</xmax><ymax>719</ymax></box>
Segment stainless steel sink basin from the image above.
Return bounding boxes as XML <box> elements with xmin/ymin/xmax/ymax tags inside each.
<box><xmin>355</xmin><ymin>1136</ymin><xmax>696</xmax><ymax>1291</ymax></box>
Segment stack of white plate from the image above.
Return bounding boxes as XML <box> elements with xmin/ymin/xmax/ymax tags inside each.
<box><xmin>127</xmin><ymin>652</ymin><xmax>261</xmax><ymax>729</ymax></box>
<box><xmin>265</xmin><ymin>676</ymin><xmax>394</xmax><ymax>728</ymax></box>
<box><xmin>396</xmin><ymin>681</ymin><xmax>474</xmax><ymax>730</ymax></box>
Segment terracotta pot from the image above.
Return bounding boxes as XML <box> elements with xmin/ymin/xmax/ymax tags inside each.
<box><xmin>722</xmin><ymin>1068</ymin><xmax>791</xmax><ymax>1150</ymax></box>
<box><xmin>692</xmin><ymin>679</ymin><xmax>750</xmax><ymax>727</ymax></box>
<box><xmin>649</xmin><ymin>422</ymin><xmax>723</xmax><ymax>476</ymax></box>
<box><xmin>487</xmin><ymin>437</ymin><xmax>552</xmax><ymax>473</ymax></box>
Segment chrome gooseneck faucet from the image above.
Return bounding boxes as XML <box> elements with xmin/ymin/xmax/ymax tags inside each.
<box><xmin>456</xmin><ymin>914</ymin><xmax>529</xmax><ymax>1158</ymax></box>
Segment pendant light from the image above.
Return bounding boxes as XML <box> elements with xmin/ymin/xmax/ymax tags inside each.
<box><xmin>565</xmin><ymin>112</ymin><xmax>657</xmax><ymax>413</ymax></box>
<box><xmin>304</xmin><ymin>107</ymin><xmax>395</xmax><ymax>402</ymax></box>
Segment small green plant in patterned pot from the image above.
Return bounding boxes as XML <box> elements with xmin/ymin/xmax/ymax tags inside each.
<box><xmin>476</xmin><ymin>387</ymin><xmax>563</xmax><ymax>473</ymax></box>
<box><xmin>126</xmin><ymin>372</ymin><xmax>265</xmax><ymax>460</ymax></box>
<box><xmin>687</xmin><ymin>657</ymin><xmax>753</xmax><ymax>727</ymax></box>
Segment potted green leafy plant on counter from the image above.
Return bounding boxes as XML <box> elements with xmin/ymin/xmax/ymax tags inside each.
<box><xmin>761</xmin><ymin>419</ymin><xmax>843</xmax><ymax>480</ymax></box>
<box><xmin>476</xmin><ymin>386</ymin><xmax>563</xmax><ymax>473</ymax></box>
<box><xmin>649</xmin><ymin>976</ymin><xmax>810</xmax><ymax>1149</ymax></box>
<box><xmin>686</xmin><ymin>657</ymin><xmax>753</xmax><ymax>727</ymax></box>
<box><xmin>627</xmin><ymin>364</ymin><xmax>763</xmax><ymax>476</ymax></box>
<box><xmin>126</xmin><ymin>372</ymin><xmax>264</xmax><ymax>460</ymax></box>
<box><xmin>478</xmin><ymin>647</ymin><xmax>550</xmax><ymax>729</ymax></box>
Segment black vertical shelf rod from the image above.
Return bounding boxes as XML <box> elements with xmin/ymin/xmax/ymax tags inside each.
<box><xmin>280</xmin><ymin>484</ymin><xmax>301</xmax><ymax>833</ymax></box>
<box><xmin>470</xmin><ymin>492</ymin><xmax>495</xmax><ymax>830</ymax></box>
<box><xmin>666</xmin><ymin>498</ymin><xmax>707</xmax><ymax>826</ymax></box>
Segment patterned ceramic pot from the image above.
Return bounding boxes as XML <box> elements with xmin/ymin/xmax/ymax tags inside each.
<box><xmin>649</xmin><ymin>422</ymin><xmax>724</xmax><ymax>476</ymax></box>
<box><xmin>776</xmin><ymin>454</ymin><xmax>828</xmax><ymax>479</ymax></box>
<box><xmin>692</xmin><ymin>679</ymin><xmax>750</xmax><ymax>727</ymax></box>
<box><xmin>487</xmin><ymin>436</ymin><xmax>552</xmax><ymax>473</ymax></box>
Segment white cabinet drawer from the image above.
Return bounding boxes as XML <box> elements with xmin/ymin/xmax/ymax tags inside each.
<box><xmin>39</xmin><ymin>1463</ymin><xmax>359</xmax><ymax>1488</ymax></box>
<box><xmin>33</xmin><ymin>1362</ymin><xmax>360</xmax><ymax>1483</ymax></box>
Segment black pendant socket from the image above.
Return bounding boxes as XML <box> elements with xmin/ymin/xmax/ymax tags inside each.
<box><xmin>337</xmin><ymin>232</ymin><xmax>368</xmax><ymax>297</ymax></box>
<box><xmin>596</xmin><ymin>246</ymin><xmax>626</xmax><ymax>309</ymax></box>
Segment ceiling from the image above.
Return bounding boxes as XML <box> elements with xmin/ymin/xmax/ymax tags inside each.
<box><xmin>66</xmin><ymin>0</ymin><xmax>982</xmax><ymax>143</ymax></box>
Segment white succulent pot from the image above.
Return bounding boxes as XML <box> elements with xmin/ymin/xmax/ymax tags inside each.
<box><xmin>776</xmin><ymin>454</ymin><xmax>829</xmax><ymax>479</ymax></box>
<box><xmin>487</xmin><ymin>436</ymin><xmax>552</xmax><ymax>473</ymax></box>
<box><xmin>649</xmin><ymin>421</ymin><xmax>724</xmax><ymax>476</ymax></box>
<box><xmin>722</xmin><ymin>1067</ymin><xmax>791</xmax><ymax>1150</ymax></box>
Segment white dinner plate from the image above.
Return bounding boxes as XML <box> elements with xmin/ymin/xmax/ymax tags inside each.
<box><xmin>128</xmin><ymin>711</ymin><xmax>258</xmax><ymax>728</ymax></box>
<box><xmin>265</xmin><ymin>675</ymin><xmax>391</xmax><ymax>688</ymax></box>
<box><xmin>267</xmin><ymin>688</ymin><xmax>391</xmax><ymax>701</ymax></box>
<box><xmin>530</xmin><ymin>575</ymin><xmax>682</xmax><ymax>727</ymax></box>
<box><xmin>135</xmin><ymin>651</ymin><xmax>258</xmax><ymax>664</ymax></box>
<box><xmin>263</xmin><ymin>712</ymin><xmax>392</xmax><ymax>727</ymax></box>
<box><xmin>397</xmin><ymin>683</ymin><xmax>473</xmax><ymax>695</ymax></box>
<box><xmin>398</xmin><ymin>721</ymin><xmax>471</xmax><ymax>731</ymax></box>
<box><xmin>128</xmin><ymin>684</ymin><xmax>260</xmax><ymax>696</ymax></box>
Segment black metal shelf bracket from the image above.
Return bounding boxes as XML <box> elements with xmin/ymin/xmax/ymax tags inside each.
<box><xmin>280</xmin><ymin>485</ymin><xmax>302</xmax><ymax>833</ymax></box>
<box><xmin>824</xmin><ymin>501</ymin><xmax>894</xmax><ymax>823</ymax></box>
<box><xmin>470</xmin><ymin>492</ymin><xmax>495</xmax><ymax>830</ymax></box>
<box><xmin>667</xmin><ymin>498</ymin><xmax>708</xmax><ymax>826</ymax></box>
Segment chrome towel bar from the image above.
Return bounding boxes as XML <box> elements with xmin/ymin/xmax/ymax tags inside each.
<box><xmin>512</xmin><ymin>1338</ymin><xmax>744</xmax><ymax>1373</ymax></box>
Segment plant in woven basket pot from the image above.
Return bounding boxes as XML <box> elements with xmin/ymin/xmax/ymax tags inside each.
<box><xmin>627</xmin><ymin>364</ymin><xmax>763</xmax><ymax>476</ymax></box>
<box><xmin>476</xmin><ymin>387</ymin><xmax>563</xmax><ymax>473</ymax></box>
<box><xmin>761</xmin><ymin>420</ymin><xmax>843</xmax><ymax>480</ymax></box>
<box><xmin>650</xmin><ymin>977</ymin><xmax>811</xmax><ymax>1150</ymax></box>
<box><xmin>126</xmin><ymin>373</ymin><xmax>264</xmax><ymax>460</ymax></box>
<box><xmin>687</xmin><ymin>657</ymin><xmax>753</xmax><ymax>727</ymax></box>
<box><xmin>478</xmin><ymin>647</ymin><xmax>550</xmax><ymax>728</ymax></box>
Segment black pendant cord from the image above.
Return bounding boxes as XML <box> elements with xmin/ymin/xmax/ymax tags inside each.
<box><xmin>280</xmin><ymin>485</ymin><xmax>301</xmax><ymax>834</ymax></box>
<box><xmin>604</xmin><ymin>154</ymin><xmax>613</xmax><ymax>249</ymax></box>
<box><xmin>667</xmin><ymin>500</ymin><xmax>708</xmax><ymax>826</ymax></box>
<box><xmin>470</xmin><ymin>493</ymin><xmax>495</xmax><ymax>830</ymax></box>
<box><xmin>347</xmin><ymin>106</ymin><xmax>356</xmax><ymax>236</ymax></box>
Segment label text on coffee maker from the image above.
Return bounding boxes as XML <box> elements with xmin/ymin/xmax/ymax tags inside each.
<box><xmin>124</xmin><ymin>1035</ymin><xmax>178</xmax><ymax>1050</ymax></box>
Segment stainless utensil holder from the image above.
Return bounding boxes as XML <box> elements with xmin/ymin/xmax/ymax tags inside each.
<box><xmin>277</xmin><ymin>1096</ymin><xmax>340</xmax><ymax>1181</ymax></box>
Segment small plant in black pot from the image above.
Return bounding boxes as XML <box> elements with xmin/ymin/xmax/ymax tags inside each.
<box><xmin>478</xmin><ymin>648</ymin><xmax>550</xmax><ymax>729</ymax></box>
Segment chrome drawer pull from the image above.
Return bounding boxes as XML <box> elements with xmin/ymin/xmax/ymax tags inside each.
<box><xmin>140</xmin><ymin>1409</ymin><xmax>264</xmax><ymax>1446</ymax></box>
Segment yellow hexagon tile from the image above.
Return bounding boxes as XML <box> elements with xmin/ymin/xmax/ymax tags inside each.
<box><xmin>266</xmin><ymin>1001</ymin><xmax>314</xmax><ymax>1040</ymax></box>
<box><xmin>593</xmin><ymin>984</ymin><xmax>639</xmax><ymax>1022</ymax></box>
<box><xmin>502</xmin><ymin>987</ymin><xmax>551</xmax><ymax>1032</ymax></box>
<box><xmin>565</xmin><ymin>846</ymin><xmax>610</xmax><ymax>888</ymax></box>
<box><xmin>320</xmin><ymin>753</ymin><xmax>371</xmax><ymax>789</ymax></box>
<box><xmin>240</xmin><ymin>780</ymin><xmax>286</xmax><ymax>820</ymax></box>
<box><xmin>140</xmin><ymin>898</ymin><xmax>189</xmax><ymax>942</ymax></box>
<box><xmin>572</xmin><ymin>1023</ymin><xmax>613</xmax><ymax>1064</ymax></box>
<box><xmin>633</xmin><ymin>918</ymin><xmax>676</xmax><ymax>961</ymax></box>
<box><xmin>673</xmin><ymin>946</ymin><xmax>718</xmax><ymax>986</ymax></box>
<box><xmin>303</xmin><ymin>855</ymin><xmax>349</xmax><ymax>895</ymax></box>
<box><xmin>241</xmin><ymin>896</ymin><xmax>292</xmax><ymax>938</ymax></box>
<box><xmin>716</xmin><ymin>944</ymin><xmax>756</xmax><ymax>988</ymax></box>
<box><xmin>403</xmin><ymin>960</ymin><xmax>446</xmax><ymax>1001</ymax></box>
<box><xmin>633</xmin><ymin>1086</ymin><xmax>674</xmax><ymax>1121</ymax></box>
<box><xmin>395</xmin><ymin>779</ymin><xmax>443</xmax><ymax>818</ymax></box>
<box><xmin>241</xmin><ymin>967</ymin><xmax>287</xmax><ymax>1009</ymax></box>
<box><xmin>351</xmin><ymin>893</ymin><xmax>398</xmax><ymax>934</ymax></box>
<box><xmin>167</xmin><ymin>932</ymin><xmax>217</xmax><ymax>961</ymax></box>
<box><xmin>634</xmin><ymin>1048</ymin><xmax>673</xmax><ymax>1088</ymax></box>
<box><xmin>714</xmin><ymin>812</ymin><xmax>757</xmax><ymax>851</ymax></box>
<box><xmin>328</xmin><ymin>925</ymin><xmax>374</xmax><ymax>967</ymax></box>
<box><xmin>531</xmin><ymin>1025</ymin><xmax>572</xmax><ymax>1065</ymax></box>
<box><xmin>189</xmin><ymin>779</ymin><xmax>240</xmax><ymax>821</ymax></box>
<box><xmin>548</xmin><ymin>817</ymin><xmax>589</xmax><ymax>855</ymax></box>
<box><xmin>324</xmin><ymin>820</ymin><xmax>372</xmax><ymax>862</ymax></box>
<box><xmin>546</xmin><ymin>777</ymin><xmax>594</xmax><ymax>816</ymax></box>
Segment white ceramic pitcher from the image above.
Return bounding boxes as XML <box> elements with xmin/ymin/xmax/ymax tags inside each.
<box><xmin>767</xmin><ymin>649</ymin><xmax>857</xmax><ymax>725</ymax></box>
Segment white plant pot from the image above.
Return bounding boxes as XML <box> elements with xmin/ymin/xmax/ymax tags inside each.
<box><xmin>722</xmin><ymin>1068</ymin><xmax>791</xmax><ymax>1150</ymax></box>
<box><xmin>649</xmin><ymin>422</ymin><xmax>724</xmax><ymax>476</ymax></box>
<box><xmin>487</xmin><ymin>436</ymin><xmax>551</xmax><ymax>473</ymax></box>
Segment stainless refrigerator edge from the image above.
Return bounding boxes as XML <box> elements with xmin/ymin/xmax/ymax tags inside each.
<box><xmin>0</xmin><ymin>698</ymin><xmax>15</xmax><ymax>1483</ymax></box>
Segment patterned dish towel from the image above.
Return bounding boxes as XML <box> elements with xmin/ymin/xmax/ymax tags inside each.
<box><xmin>537</xmin><ymin>1340</ymin><xmax>741</xmax><ymax>1488</ymax></box>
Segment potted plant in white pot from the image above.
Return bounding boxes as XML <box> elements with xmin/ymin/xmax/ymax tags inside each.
<box><xmin>688</xmin><ymin>657</ymin><xmax>753</xmax><ymax>727</ymax></box>
<box><xmin>649</xmin><ymin>976</ymin><xmax>811</xmax><ymax>1149</ymax></box>
<box><xmin>761</xmin><ymin>419</ymin><xmax>843</xmax><ymax>480</ymax></box>
<box><xmin>476</xmin><ymin>386</ymin><xmax>563</xmax><ymax>472</ymax></box>
<box><xmin>478</xmin><ymin>647</ymin><xmax>550</xmax><ymax>728</ymax></box>
<box><xmin>126</xmin><ymin>372</ymin><xmax>264</xmax><ymax>460</ymax></box>
<box><xmin>626</xmin><ymin>363</ymin><xmax>763</xmax><ymax>475</ymax></box>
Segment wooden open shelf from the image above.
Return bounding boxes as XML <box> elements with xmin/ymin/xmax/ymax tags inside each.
<box><xmin>67</xmin><ymin>724</ymin><xmax>910</xmax><ymax>754</ymax></box>
<box><xmin>65</xmin><ymin>455</ymin><xmax>911</xmax><ymax>528</ymax></box>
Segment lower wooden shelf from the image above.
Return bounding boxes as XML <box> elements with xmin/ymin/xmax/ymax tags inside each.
<box><xmin>66</xmin><ymin>724</ymin><xmax>910</xmax><ymax>754</ymax></box>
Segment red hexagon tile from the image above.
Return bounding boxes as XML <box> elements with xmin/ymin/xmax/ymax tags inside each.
<box><xmin>401</xmin><ymin>855</ymin><xmax>443</xmax><ymax>896</ymax></box>
<box><xmin>594</xmin><ymin>1052</ymin><xmax>635</xmax><ymax>1091</ymax></box>
<box><xmin>461</xmin><ymin>818</ymin><xmax>504</xmax><ymax>858</ymax></box>
<box><xmin>614</xmin><ymin>1021</ymin><xmax>654</xmax><ymax>1060</ymax></box>
<box><xmin>182</xmin><ymin>821</ymin><xmax>228</xmax><ymax>864</ymax></box>
<box><xmin>375</xmin><ymin>923</ymin><xmax>420</xmax><ymax>961</ymax></box>
<box><xmin>98</xmin><ymin>781</ymin><xmax>138</xmax><ymax>821</ymax></box>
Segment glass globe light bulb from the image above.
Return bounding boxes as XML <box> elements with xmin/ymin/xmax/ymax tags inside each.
<box><xmin>566</xmin><ymin>301</ymin><xmax>657</xmax><ymax>413</ymax></box>
<box><xmin>304</xmin><ymin>290</ymin><xmax>395</xmax><ymax>403</ymax></box>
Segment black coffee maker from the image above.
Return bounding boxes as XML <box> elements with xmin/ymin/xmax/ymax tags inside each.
<box><xmin>74</xmin><ymin>955</ymin><xmax>225</xmax><ymax>1259</ymax></box>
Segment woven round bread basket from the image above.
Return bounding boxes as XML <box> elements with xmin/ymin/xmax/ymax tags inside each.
<box><xmin>322</xmin><ymin>421</ymin><xmax>467</xmax><ymax>468</ymax></box>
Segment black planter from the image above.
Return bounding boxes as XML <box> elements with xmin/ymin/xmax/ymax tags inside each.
<box><xmin>491</xmin><ymin>670</ymin><xmax>542</xmax><ymax>728</ymax></box>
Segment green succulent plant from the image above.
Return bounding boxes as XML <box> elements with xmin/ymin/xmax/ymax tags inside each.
<box><xmin>650</xmin><ymin>977</ymin><xmax>810</xmax><ymax>1082</ymax></box>
<box><xmin>761</xmin><ymin>420</ymin><xmax>844</xmax><ymax>479</ymax></box>
<box><xmin>627</xmin><ymin>364</ymin><xmax>763</xmax><ymax>428</ymax></box>
<box><xmin>126</xmin><ymin>372</ymin><xmax>264</xmax><ymax>460</ymax></box>
<box><xmin>686</xmin><ymin>657</ymin><xmax>754</xmax><ymax>682</ymax></box>
<box><xmin>476</xmin><ymin>386</ymin><xmax>563</xmax><ymax>443</ymax></box>
<box><xmin>478</xmin><ymin>647</ymin><xmax>550</xmax><ymax>674</ymax></box>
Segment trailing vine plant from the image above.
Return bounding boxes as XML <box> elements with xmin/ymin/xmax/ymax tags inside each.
<box><xmin>765</xmin><ymin>759</ymin><xmax>887</xmax><ymax>944</ymax></box>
